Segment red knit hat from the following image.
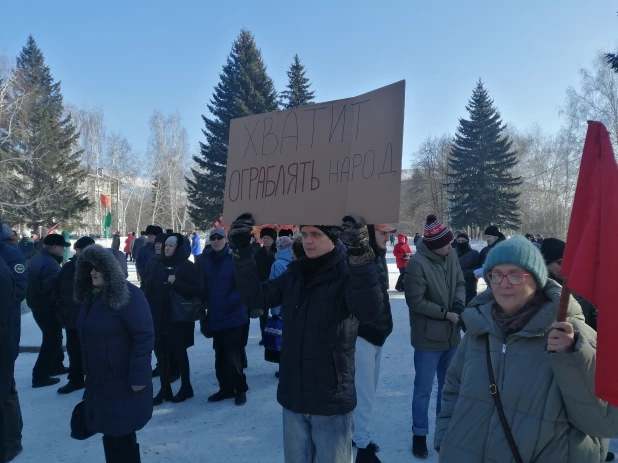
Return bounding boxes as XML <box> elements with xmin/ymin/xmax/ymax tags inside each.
<box><xmin>423</xmin><ymin>214</ymin><xmax>454</xmax><ymax>250</ymax></box>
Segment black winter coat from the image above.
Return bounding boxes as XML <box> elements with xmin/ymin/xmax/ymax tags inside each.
<box><xmin>357</xmin><ymin>250</ymin><xmax>393</xmax><ymax>346</ymax></box>
<box><xmin>55</xmin><ymin>255</ymin><xmax>80</xmax><ymax>329</ymax></box>
<box><xmin>143</xmin><ymin>236</ymin><xmax>199</xmax><ymax>350</ymax></box>
<box><xmin>26</xmin><ymin>248</ymin><xmax>61</xmax><ymax>313</ymax></box>
<box><xmin>254</xmin><ymin>245</ymin><xmax>276</xmax><ymax>282</ymax></box>
<box><xmin>456</xmin><ymin>245</ymin><xmax>481</xmax><ymax>305</ymax></box>
<box><xmin>0</xmin><ymin>241</ymin><xmax>27</xmax><ymax>360</ymax></box>
<box><xmin>111</xmin><ymin>234</ymin><xmax>121</xmax><ymax>250</ymax></box>
<box><xmin>479</xmin><ymin>235</ymin><xmax>506</xmax><ymax>266</ymax></box>
<box><xmin>0</xmin><ymin>256</ymin><xmax>15</xmax><ymax>398</ymax></box>
<box><xmin>234</xmin><ymin>246</ymin><xmax>384</xmax><ymax>416</ymax></box>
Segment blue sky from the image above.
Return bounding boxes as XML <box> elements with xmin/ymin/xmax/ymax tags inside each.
<box><xmin>1</xmin><ymin>0</ymin><xmax>616</xmax><ymax>167</ymax></box>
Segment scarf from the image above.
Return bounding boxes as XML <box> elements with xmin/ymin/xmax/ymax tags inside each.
<box><xmin>300</xmin><ymin>249</ymin><xmax>335</xmax><ymax>287</ymax></box>
<box><xmin>491</xmin><ymin>291</ymin><xmax>548</xmax><ymax>339</ymax></box>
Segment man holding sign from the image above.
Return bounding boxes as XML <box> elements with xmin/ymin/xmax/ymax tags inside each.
<box><xmin>229</xmin><ymin>213</ymin><xmax>384</xmax><ymax>463</ymax></box>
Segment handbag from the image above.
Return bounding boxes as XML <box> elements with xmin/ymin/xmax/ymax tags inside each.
<box><xmin>170</xmin><ymin>290</ymin><xmax>204</xmax><ymax>323</ymax></box>
<box><xmin>485</xmin><ymin>336</ymin><xmax>524</xmax><ymax>463</ymax></box>
<box><xmin>263</xmin><ymin>316</ymin><xmax>283</xmax><ymax>364</ymax></box>
<box><xmin>70</xmin><ymin>400</ymin><xmax>94</xmax><ymax>440</ymax></box>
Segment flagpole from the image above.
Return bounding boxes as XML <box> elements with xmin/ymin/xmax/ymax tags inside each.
<box><xmin>557</xmin><ymin>278</ymin><xmax>571</xmax><ymax>323</ymax></box>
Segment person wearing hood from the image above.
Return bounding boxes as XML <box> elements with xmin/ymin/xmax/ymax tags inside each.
<box><xmin>26</xmin><ymin>233</ymin><xmax>70</xmax><ymax>388</ymax></box>
<box><xmin>354</xmin><ymin>223</ymin><xmax>396</xmax><ymax>463</ymax></box>
<box><xmin>455</xmin><ymin>232</ymin><xmax>481</xmax><ymax>305</ymax></box>
<box><xmin>74</xmin><ymin>244</ymin><xmax>154</xmax><ymax>463</ymax></box>
<box><xmin>144</xmin><ymin>234</ymin><xmax>199</xmax><ymax>405</ymax></box>
<box><xmin>478</xmin><ymin>225</ymin><xmax>507</xmax><ymax>268</ymax></box>
<box><xmin>0</xmin><ymin>218</ymin><xmax>26</xmax><ymax>462</ymax></box>
<box><xmin>255</xmin><ymin>227</ymin><xmax>277</xmax><ymax>345</ymax></box>
<box><xmin>135</xmin><ymin>226</ymin><xmax>162</xmax><ymax>280</ymax></box>
<box><xmin>405</xmin><ymin>215</ymin><xmax>465</xmax><ymax>458</ymax></box>
<box><xmin>230</xmin><ymin>213</ymin><xmax>384</xmax><ymax>463</ymax></box>
<box><xmin>393</xmin><ymin>233</ymin><xmax>412</xmax><ymax>292</ymax></box>
<box><xmin>55</xmin><ymin>237</ymin><xmax>95</xmax><ymax>395</ymax></box>
<box><xmin>435</xmin><ymin>236</ymin><xmax>618</xmax><ymax>462</ymax></box>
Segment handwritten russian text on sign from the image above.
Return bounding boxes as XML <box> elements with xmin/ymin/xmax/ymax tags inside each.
<box><xmin>223</xmin><ymin>81</ymin><xmax>405</xmax><ymax>225</ymax></box>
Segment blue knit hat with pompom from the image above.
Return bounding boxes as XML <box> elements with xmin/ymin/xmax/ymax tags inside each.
<box><xmin>483</xmin><ymin>235</ymin><xmax>548</xmax><ymax>288</ymax></box>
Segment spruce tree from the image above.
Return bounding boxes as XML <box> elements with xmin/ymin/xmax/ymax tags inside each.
<box><xmin>187</xmin><ymin>29</ymin><xmax>278</xmax><ymax>228</ymax></box>
<box><xmin>447</xmin><ymin>81</ymin><xmax>521</xmax><ymax>230</ymax></box>
<box><xmin>280</xmin><ymin>54</ymin><xmax>315</xmax><ymax>109</ymax></box>
<box><xmin>10</xmin><ymin>36</ymin><xmax>91</xmax><ymax>228</ymax></box>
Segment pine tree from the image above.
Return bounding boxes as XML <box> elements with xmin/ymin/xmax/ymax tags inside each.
<box><xmin>187</xmin><ymin>29</ymin><xmax>278</xmax><ymax>228</ymax></box>
<box><xmin>280</xmin><ymin>54</ymin><xmax>315</xmax><ymax>109</ymax></box>
<box><xmin>606</xmin><ymin>53</ymin><xmax>618</xmax><ymax>73</ymax></box>
<box><xmin>9</xmin><ymin>36</ymin><xmax>91</xmax><ymax>228</ymax></box>
<box><xmin>447</xmin><ymin>81</ymin><xmax>522</xmax><ymax>230</ymax></box>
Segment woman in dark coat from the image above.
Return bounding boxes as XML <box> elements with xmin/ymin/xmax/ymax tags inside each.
<box><xmin>74</xmin><ymin>244</ymin><xmax>154</xmax><ymax>463</ymax></box>
<box><xmin>144</xmin><ymin>233</ymin><xmax>199</xmax><ymax>405</ymax></box>
<box><xmin>454</xmin><ymin>232</ymin><xmax>481</xmax><ymax>305</ymax></box>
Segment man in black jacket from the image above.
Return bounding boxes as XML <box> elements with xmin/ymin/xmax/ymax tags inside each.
<box><xmin>229</xmin><ymin>213</ymin><xmax>383</xmax><ymax>463</ymax></box>
<box><xmin>0</xmin><ymin>255</ymin><xmax>16</xmax><ymax>463</ymax></box>
<box><xmin>26</xmin><ymin>234</ymin><xmax>69</xmax><ymax>388</ymax></box>
<box><xmin>353</xmin><ymin>223</ymin><xmax>395</xmax><ymax>463</ymax></box>
<box><xmin>254</xmin><ymin>227</ymin><xmax>276</xmax><ymax>345</ymax></box>
<box><xmin>55</xmin><ymin>236</ymin><xmax>95</xmax><ymax>394</ymax></box>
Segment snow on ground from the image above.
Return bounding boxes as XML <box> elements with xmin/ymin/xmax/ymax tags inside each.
<box><xmin>13</xmin><ymin>248</ymin><xmax>617</xmax><ymax>462</ymax></box>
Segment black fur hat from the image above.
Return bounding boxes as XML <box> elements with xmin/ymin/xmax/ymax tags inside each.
<box><xmin>74</xmin><ymin>244</ymin><xmax>129</xmax><ymax>310</ymax></box>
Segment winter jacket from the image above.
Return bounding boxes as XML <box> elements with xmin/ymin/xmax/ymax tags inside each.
<box><xmin>75</xmin><ymin>245</ymin><xmax>154</xmax><ymax>438</ymax></box>
<box><xmin>233</xmin><ymin>246</ymin><xmax>384</xmax><ymax>416</ymax></box>
<box><xmin>434</xmin><ymin>281</ymin><xmax>618</xmax><ymax>462</ymax></box>
<box><xmin>404</xmin><ymin>238</ymin><xmax>466</xmax><ymax>352</ymax></box>
<box><xmin>26</xmin><ymin>248</ymin><xmax>61</xmax><ymax>314</ymax></box>
<box><xmin>456</xmin><ymin>245</ymin><xmax>481</xmax><ymax>305</ymax></box>
<box><xmin>413</xmin><ymin>235</ymin><xmax>421</xmax><ymax>246</ymax></box>
<box><xmin>191</xmin><ymin>235</ymin><xmax>201</xmax><ymax>256</ymax></box>
<box><xmin>55</xmin><ymin>255</ymin><xmax>80</xmax><ymax>329</ymax></box>
<box><xmin>135</xmin><ymin>241</ymin><xmax>155</xmax><ymax>277</ymax></box>
<box><xmin>269</xmin><ymin>247</ymin><xmax>293</xmax><ymax>316</ymax></box>
<box><xmin>357</xmin><ymin>248</ymin><xmax>393</xmax><ymax>347</ymax></box>
<box><xmin>393</xmin><ymin>233</ymin><xmax>412</xmax><ymax>269</ymax></box>
<box><xmin>197</xmin><ymin>244</ymin><xmax>248</xmax><ymax>332</ymax></box>
<box><xmin>111</xmin><ymin>234</ymin><xmax>121</xmax><ymax>250</ymax></box>
<box><xmin>18</xmin><ymin>238</ymin><xmax>34</xmax><ymax>261</ymax></box>
<box><xmin>0</xmin><ymin>240</ymin><xmax>27</xmax><ymax>359</ymax></box>
<box><xmin>132</xmin><ymin>236</ymin><xmax>146</xmax><ymax>261</ymax></box>
<box><xmin>124</xmin><ymin>235</ymin><xmax>133</xmax><ymax>254</ymax></box>
<box><xmin>143</xmin><ymin>234</ymin><xmax>199</xmax><ymax>350</ymax></box>
<box><xmin>479</xmin><ymin>234</ymin><xmax>506</xmax><ymax>266</ymax></box>
<box><xmin>254</xmin><ymin>244</ymin><xmax>276</xmax><ymax>282</ymax></box>
<box><xmin>0</xmin><ymin>256</ymin><xmax>15</xmax><ymax>398</ymax></box>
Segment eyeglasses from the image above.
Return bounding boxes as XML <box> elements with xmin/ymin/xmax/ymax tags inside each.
<box><xmin>486</xmin><ymin>272</ymin><xmax>531</xmax><ymax>285</ymax></box>
<box><xmin>210</xmin><ymin>235</ymin><xmax>224</xmax><ymax>241</ymax></box>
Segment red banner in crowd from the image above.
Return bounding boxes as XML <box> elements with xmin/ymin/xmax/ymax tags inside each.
<box><xmin>100</xmin><ymin>194</ymin><xmax>111</xmax><ymax>209</ymax></box>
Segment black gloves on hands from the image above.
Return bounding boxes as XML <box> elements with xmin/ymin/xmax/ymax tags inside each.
<box><xmin>228</xmin><ymin>213</ymin><xmax>254</xmax><ymax>255</ymax></box>
<box><xmin>338</xmin><ymin>215</ymin><xmax>375</xmax><ymax>267</ymax></box>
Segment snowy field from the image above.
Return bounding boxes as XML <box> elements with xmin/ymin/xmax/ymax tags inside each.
<box><xmin>13</xmin><ymin>248</ymin><xmax>617</xmax><ymax>462</ymax></box>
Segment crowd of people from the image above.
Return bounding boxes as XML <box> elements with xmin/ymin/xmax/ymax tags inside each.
<box><xmin>0</xmin><ymin>213</ymin><xmax>617</xmax><ymax>463</ymax></box>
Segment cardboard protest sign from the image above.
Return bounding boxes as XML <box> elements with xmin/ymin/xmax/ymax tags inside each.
<box><xmin>223</xmin><ymin>80</ymin><xmax>405</xmax><ymax>225</ymax></box>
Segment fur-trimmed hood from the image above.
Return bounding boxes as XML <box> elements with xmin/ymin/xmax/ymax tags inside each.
<box><xmin>74</xmin><ymin>244</ymin><xmax>130</xmax><ymax>310</ymax></box>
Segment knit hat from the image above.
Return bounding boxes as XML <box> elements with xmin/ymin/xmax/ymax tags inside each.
<box><xmin>423</xmin><ymin>215</ymin><xmax>453</xmax><ymax>250</ymax></box>
<box><xmin>484</xmin><ymin>225</ymin><xmax>501</xmax><ymax>237</ymax></box>
<box><xmin>154</xmin><ymin>233</ymin><xmax>168</xmax><ymax>245</ymax></box>
<box><xmin>300</xmin><ymin>225</ymin><xmax>338</xmax><ymax>244</ymax></box>
<box><xmin>276</xmin><ymin>236</ymin><xmax>293</xmax><ymax>249</ymax></box>
<box><xmin>456</xmin><ymin>232</ymin><xmax>470</xmax><ymax>242</ymax></box>
<box><xmin>483</xmin><ymin>235</ymin><xmax>548</xmax><ymax>288</ymax></box>
<box><xmin>260</xmin><ymin>227</ymin><xmax>277</xmax><ymax>241</ymax></box>
<box><xmin>540</xmin><ymin>238</ymin><xmax>565</xmax><ymax>265</ymax></box>
<box><xmin>74</xmin><ymin>236</ymin><xmax>95</xmax><ymax>250</ymax></box>
<box><xmin>165</xmin><ymin>236</ymin><xmax>178</xmax><ymax>246</ymax></box>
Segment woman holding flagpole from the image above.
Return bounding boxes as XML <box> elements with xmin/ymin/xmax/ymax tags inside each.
<box><xmin>434</xmin><ymin>236</ymin><xmax>618</xmax><ymax>462</ymax></box>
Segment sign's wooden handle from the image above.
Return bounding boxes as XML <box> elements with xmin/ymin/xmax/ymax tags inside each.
<box><xmin>556</xmin><ymin>277</ymin><xmax>570</xmax><ymax>323</ymax></box>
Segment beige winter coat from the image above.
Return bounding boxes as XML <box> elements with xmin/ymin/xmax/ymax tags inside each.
<box><xmin>434</xmin><ymin>280</ymin><xmax>618</xmax><ymax>462</ymax></box>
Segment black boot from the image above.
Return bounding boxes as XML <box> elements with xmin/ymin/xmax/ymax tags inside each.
<box><xmin>607</xmin><ymin>452</ymin><xmax>615</xmax><ymax>462</ymax></box>
<box><xmin>171</xmin><ymin>383</ymin><xmax>194</xmax><ymax>403</ymax></box>
<box><xmin>356</xmin><ymin>446</ymin><xmax>382</xmax><ymax>463</ymax></box>
<box><xmin>153</xmin><ymin>385</ymin><xmax>173</xmax><ymax>405</ymax></box>
<box><xmin>412</xmin><ymin>435</ymin><xmax>428</xmax><ymax>459</ymax></box>
<box><xmin>208</xmin><ymin>389</ymin><xmax>235</xmax><ymax>402</ymax></box>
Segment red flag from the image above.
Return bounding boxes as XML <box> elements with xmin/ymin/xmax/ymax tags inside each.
<box><xmin>99</xmin><ymin>194</ymin><xmax>111</xmax><ymax>209</ymax></box>
<box><xmin>561</xmin><ymin>121</ymin><xmax>618</xmax><ymax>406</ymax></box>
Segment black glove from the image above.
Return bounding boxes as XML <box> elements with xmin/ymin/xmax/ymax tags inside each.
<box><xmin>228</xmin><ymin>213</ymin><xmax>254</xmax><ymax>251</ymax></box>
<box><xmin>338</xmin><ymin>215</ymin><xmax>374</xmax><ymax>267</ymax></box>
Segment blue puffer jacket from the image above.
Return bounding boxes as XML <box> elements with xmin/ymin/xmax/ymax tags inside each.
<box><xmin>0</xmin><ymin>240</ymin><xmax>27</xmax><ymax>359</ymax></box>
<box><xmin>269</xmin><ymin>247</ymin><xmax>293</xmax><ymax>316</ymax></box>
<box><xmin>135</xmin><ymin>242</ymin><xmax>155</xmax><ymax>277</ymax></box>
<box><xmin>26</xmin><ymin>248</ymin><xmax>60</xmax><ymax>313</ymax></box>
<box><xmin>197</xmin><ymin>244</ymin><xmax>247</xmax><ymax>332</ymax></box>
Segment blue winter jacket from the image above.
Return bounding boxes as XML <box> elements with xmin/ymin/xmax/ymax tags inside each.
<box><xmin>269</xmin><ymin>247</ymin><xmax>293</xmax><ymax>316</ymax></box>
<box><xmin>191</xmin><ymin>235</ymin><xmax>201</xmax><ymax>256</ymax></box>
<box><xmin>197</xmin><ymin>244</ymin><xmax>248</xmax><ymax>332</ymax></box>
<box><xmin>135</xmin><ymin>242</ymin><xmax>155</xmax><ymax>277</ymax></box>
<box><xmin>26</xmin><ymin>248</ymin><xmax>60</xmax><ymax>313</ymax></box>
<box><xmin>0</xmin><ymin>241</ymin><xmax>27</xmax><ymax>359</ymax></box>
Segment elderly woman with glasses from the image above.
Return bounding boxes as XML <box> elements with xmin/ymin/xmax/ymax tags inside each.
<box><xmin>434</xmin><ymin>236</ymin><xmax>618</xmax><ymax>463</ymax></box>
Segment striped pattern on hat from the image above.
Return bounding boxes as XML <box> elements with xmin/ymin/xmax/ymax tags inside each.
<box><xmin>423</xmin><ymin>214</ymin><xmax>454</xmax><ymax>250</ymax></box>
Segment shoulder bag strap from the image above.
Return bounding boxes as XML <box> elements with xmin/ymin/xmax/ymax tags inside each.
<box><xmin>485</xmin><ymin>335</ymin><xmax>524</xmax><ymax>463</ymax></box>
